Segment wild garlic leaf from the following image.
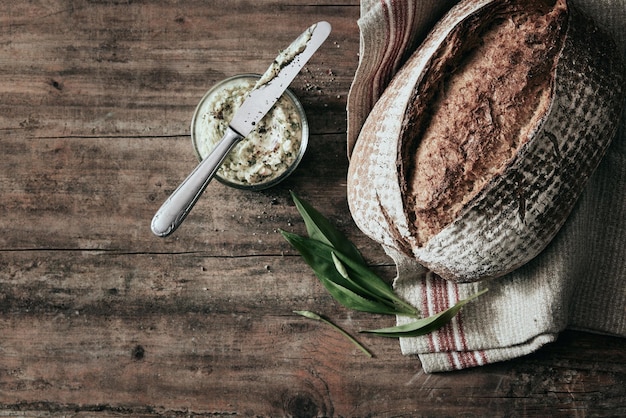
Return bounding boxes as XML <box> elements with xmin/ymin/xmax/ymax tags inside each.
<box><xmin>330</xmin><ymin>252</ymin><xmax>396</xmax><ymax>309</ymax></box>
<box><xmin>293</xmin><ymin>310</ymin><xmax>373</xmax><ymax>357</ymax></box>
<box><xmin>319</xmin><ymin>275</ymin><xmax>404</xmax><ymax>315</ymax></box>
<box><xmin>361</xmin><ymin>288</ymin><xmax>489</xmax><ymax>337</ymax></box>
<box><xmin>283</xmin><ymin>195</ymin><xmax>489</xmax><ymax>344</ymax></box>
<box><xmin>281</xmin><ymin>231</ymin><xmax>364</xmax><ymax>293</ymax></box>
<box><xmin>290</xmin><ymin>192</ymin><xmax>365</xmax><ymax>264</ymax></box>
<box><xmin>331</xmin><ymin>252</ymin><xmax>418</xmax><ymax>318</ymax></box>
<box><xmin>290</xmin><ymin>193</ymin><xmax>413</xmax><ymax>314</ymax></box>
<box><xmin>332</xmin><ymin>250</ymin><xmax>418</xmax><ymax>317</ymax></box>
<box><xmin>281</xmin><ymin>231</ymin><xmax>401</xmax><ymax>315</ymax></box>
<box><xmin>331</xmin><ymin>252</ymin><xmax>350</xmax><ymax>279</ymax></box>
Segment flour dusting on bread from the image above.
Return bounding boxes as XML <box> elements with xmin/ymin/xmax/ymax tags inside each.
<box><xmin>347</xmin><ymin>0</ymin><xmax>624</xmax><ymax>282</ymax></box>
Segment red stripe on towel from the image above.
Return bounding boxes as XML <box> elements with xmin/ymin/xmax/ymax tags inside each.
<box><xmin>451</xmin><ymin>283</ymin><xmax>488</xmax><ymax>369</ymax></box>
<box><xmin>431</xmin><ymin>276</ymin><xmax>454</xmax><ymax>352</ymax></box>
<box><xmin>378</xmin><ymin>0</ymin><xmax>410</xmax><ymax>101</ymax></box>
<box><xmin>451</xmin><ymin>283</ymin><xmax>475</xmax><ymax>369</ymax></box>
<box><xmin>421</xmin><ymin>274</ymin><xmax>436</xmax><ymax>352</ymax></box>
<box><xmin>378</xmin><ymin>0</ymin><xmax>393</xmax><ymax>96</ymax></box>
<box><xmin>387</xmin><ymin>0</ymin><xmax>408</xmax><ymax>76</ymax></box>
<box><xmin>430</xmin><ymin>278</ymin><xmax>457</xmax><ymax>369</ymax></box>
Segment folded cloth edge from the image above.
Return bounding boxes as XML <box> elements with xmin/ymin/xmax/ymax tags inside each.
<box><xmin>346</xmin><ymin>0</ymin><xmax>458</xmax><ymax>157</ymax></box>
<box><xmin>412</xmin><ymin>334</ymin><xmax>558</xmax><ymax>374</ymax></box>
<box><xmin>387</xmin><ymin>243</ymin><xmax>571</xmax><ymax>372</ymax></box>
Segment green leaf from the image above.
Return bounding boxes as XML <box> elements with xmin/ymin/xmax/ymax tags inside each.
<box><xmin>332</xmin><ymin>250</ymin><xmax>418</xmax><ymax>317</ymax></box>
<box><xmin>361</xmin><ymin>288</ymin><xmax>489</xmax><ymax>337</ymax></box>
<box><xmin>287</xmin><ymin>193</ymin><xmax>415</xmax><ymax>313</ymax></box>
<box><xmin>282</xmin><ymin>195</ymin><xmax>488</xmax><ymax>345</ymax></box>
<box><xmin>329</xmin><ymin>252</ymin><xmax>393</xmax><ymax>306</ymax></box>
<box><xmin>293</xmin><ymin>310</ymin><xmax>323</xmax><ymax>320</ymax></box>
<box><xmin>320</xmin><ymin>275</ymin><xmax>404</xmax><ymax>315</ymax></box>
<box><xmin>281</xmin><ymin>231</ymin><xmax>361</xmax><ymax>293</ymax></box>
<box><xmin>293</xmin><ymin>310</ymin><xmax>373</xmax><ymax>358</ymax></box>
<box><xmin>282</xmin><ymin>231</ymin><xmax>414</xmax><ymax>315</ymax></box>
<box><xmin>281</xmin><ymin>231</ymin><xmax>401</xmax><ymax>315</ymax></box>
<box><xmin>331</xmin><ymin>252</ymin><xmax>350</xmax><ymax>279</ymax></box>
<box><xmin>290</xmin><ymin>192</ymin><xmax>365</xmax><ymax>264</ymax></box>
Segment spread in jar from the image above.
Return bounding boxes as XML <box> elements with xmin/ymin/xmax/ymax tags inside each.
<box><xmin>191</xmin><ymin>74</ymin><xmax>308</xmax><ymax>189</ymax></box>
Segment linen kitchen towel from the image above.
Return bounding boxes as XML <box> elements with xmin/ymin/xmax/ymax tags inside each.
<box><xmin>347</xmin><ymin>0</ymin><xmax>626</xmax><ymax>373</ymax></box>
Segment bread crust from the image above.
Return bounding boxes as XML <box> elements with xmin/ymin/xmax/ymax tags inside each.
<box><xmin>347</xmin><ymin>0</ymin><xmax>625</xmax><ymax>282</ymax></box>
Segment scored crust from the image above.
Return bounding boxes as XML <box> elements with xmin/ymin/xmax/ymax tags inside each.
<box><xmin>402</xmin><ymin>0</ymin><xmax>567</xmax><ymax>245</ymax></box>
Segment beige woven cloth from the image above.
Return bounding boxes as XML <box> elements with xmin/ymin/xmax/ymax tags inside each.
<box><xmin>347</xmin><ymin>0</ymin><xmax>626</xmax><ymax>373</ymax></box>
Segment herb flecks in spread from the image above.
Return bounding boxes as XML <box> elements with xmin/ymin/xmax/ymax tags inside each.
<box><xmin>255</xmin><ymin>23</ymin><xmax>316</xmax><ymax>88</ymax></box>
<box><xmin>195</xmin><ymin>76</ymin><xmax>303</xmax><ymax>186</ymax></box>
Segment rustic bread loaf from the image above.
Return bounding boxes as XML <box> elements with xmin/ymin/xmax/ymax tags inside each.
<box><xmin>347</xmin><ymin>0</ymin><xmax>625</xmax><ymax>282</ymax></box>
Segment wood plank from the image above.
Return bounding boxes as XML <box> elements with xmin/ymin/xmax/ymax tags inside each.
<box><xmin>0</xmin><ymin>0</ymin><xmax>356</xmax><ymax>138</ymax></box>
<box><xmin>1</xmin><ymin>314</ymin><xmax>625</xmax><ymax>416</ymax></box>
<box><xmin>1</xmin><ymin>0</ymin><xmax>625</xmax><ymax>416</ymax></box>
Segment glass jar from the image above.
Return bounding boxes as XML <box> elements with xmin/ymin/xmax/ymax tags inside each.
<box><xmin>190</xmin><ymin>74</ymin><xmax>309</xmax><ymax>190</ymax></box>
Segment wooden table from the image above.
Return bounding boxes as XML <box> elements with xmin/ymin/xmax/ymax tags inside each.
<box><xmin>1</xmin><ymin>1</ymin><xmax>625</xmax><ymax>416</ymax></box>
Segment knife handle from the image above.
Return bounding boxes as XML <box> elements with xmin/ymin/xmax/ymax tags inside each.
<box><xmin>151</xmin><ymin>127</ymin><xmax>243</xmax><ymax>237</ymax></box>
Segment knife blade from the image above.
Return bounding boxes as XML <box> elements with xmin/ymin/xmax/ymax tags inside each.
<box><xmin>151</xmin><ymin>21</ymin><xmax>331</xmax><ymax>237</ymax></box>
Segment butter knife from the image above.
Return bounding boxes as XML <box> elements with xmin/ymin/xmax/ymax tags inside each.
<box><xmin>151</xmin><ymin>21</ymin><xmax>331</xmax><ymax>237</ymax></box>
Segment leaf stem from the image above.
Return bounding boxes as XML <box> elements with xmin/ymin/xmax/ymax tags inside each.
<box><xmin>293</xmin><ymin>310</ymin><xmax>373</xmax><ymax>358</ymax></box>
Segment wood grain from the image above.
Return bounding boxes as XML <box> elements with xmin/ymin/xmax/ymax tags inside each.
<box><xmin>1</xmin><ymin>0</ymin><xmax>625</xmax><ymax>416</ymax></box>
